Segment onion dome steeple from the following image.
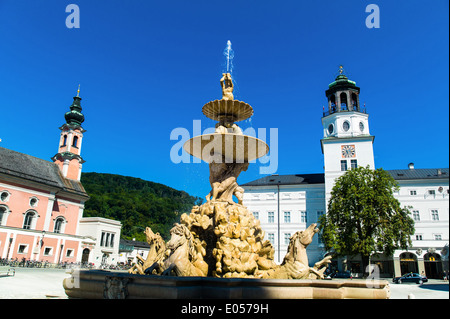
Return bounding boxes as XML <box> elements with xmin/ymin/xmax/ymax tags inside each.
<box><xmin>64</xmin><ymin>85</ymin><xmax>85</xmax><ymax>126</ymax></box>
<box><xmin>52</xmin><ymin>85</ymin><xmax>86</xmax><ymax>181</ymax></box>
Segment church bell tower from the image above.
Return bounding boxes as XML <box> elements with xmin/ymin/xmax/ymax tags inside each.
<box><xmin>321</xmin><ymin>66</ymin><xmax>375</xmax><ymax>209</ymax></box>
<box><xmin>52</xmin><ymin>86</ymin><xmax>86</xmax><ymax>181</ymax></box>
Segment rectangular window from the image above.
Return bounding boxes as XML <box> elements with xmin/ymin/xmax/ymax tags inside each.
<box><xmin>413</xmin><ymin>210</ymin><xmax>420</xmax><ymax>221</ymax></box>
<box><xmin>110</xmin><ymin>233</ymin><xmax>115</xmax><ymax>248</ymax></box>
<box><xmin>18</xmin><ymin>244</ymin><xmax>28</xmax><ymax>254</ymax></box>
<box><xmin>268</xmin><ymin>212</ymin><xmax>274</xmax><ymax>223</ymax></box>
<box><xmin>431</xmin><ymin>210</ymin><xmax>439</xmax><ymax>221</ymax></box>
<box><xmin>415</xmin><ymin>234</ymin><xmax>423</xmax><ymax>241</ymax></box>
<box><xmin>410</xmin><ymin>190</ymin><xmax>417</xmax><ymax>196</ymax></box>
<box><xmin>284</xmin><ymin>233</ymin><xmax>291</xmax><ymax>245</ymax></box>
<box><xmin>318</xmin><ymin>232</ymin><xmax>324</xmax><ymax>245</ymax></box>
<box><xmin>44</xmin><ymin>247</ymin><xmax>53</xmax><ymax>256</ymax></box>
<box><xmin>434</xmin><ymin>234</ymin><xmax>442</xmax><ymax>241</ymax></box>
<box><xmin>301</xmin><ymin>211</ymin><xmax>307</xmax><ymax>223</ymax></box>
<box><xmin>317</xmin><ymin>211</ymin><xmax>324</xmax><ymax>221</ymax></box>
<box><xmin>340</xmin><ymin>160</ymin><xmax>347</xmax><ymax>171</ymax></box>
<box><xmin>105</xmin><ymin>233</ymin><xmax>110</xmax><ymax>247</ymax></box>
<box><xmin>66</xmin><ymin>249</ymin><xmax>73</xmax><ymax>257</ymax></box>
<box><xmin>350</xmin><ymin>159</ymin><xmax>357</xmax><ymax>169</ymax></box>
<box><xmin>428</xmin><ymin>190</ymin><xmax>436</xmax><ymax>195</ymax></box>
<box><xmin>101</xmin><ymin>232</ymin><xmax>115</xmax><ymax>247</ymax></box>
<box><xmin>253</xmin><ymin>212</ymin><xmax>259</xmax><ymax>220</ymax></box>
<box><xmin>268</xmin><ymin>233</ymin><xmax>275</xmax><ymax>245</ymax></box>
<box><xmin>100</xmin><ymin>232</ymin><xmax>105</xmax><ymax>246</ymax></box>
<box><xmin>284</xmin><ymin>212</ymin><xmax>291</xmax><ymax>223</ymax></box>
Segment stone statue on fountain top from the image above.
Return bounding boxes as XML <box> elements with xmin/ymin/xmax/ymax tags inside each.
<box><xmin>220</xmin><ymin>72</ymin><xmax>234</xmax><ymax>100</ymax></box>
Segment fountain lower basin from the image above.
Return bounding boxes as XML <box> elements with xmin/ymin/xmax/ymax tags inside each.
<box><xmin>63</xmin><ymin>270</ymin><xmax>390</xmax><ymax>299</ymax></box>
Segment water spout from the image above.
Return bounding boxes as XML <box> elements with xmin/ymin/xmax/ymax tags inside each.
<box><xmin>223</xmin><ymin>40</ymin><xmax>234</xmax><ymax>74</ymax></box>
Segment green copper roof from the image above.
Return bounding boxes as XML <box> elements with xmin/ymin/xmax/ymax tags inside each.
<box><xmin>328</xmin><ymin>74</ymin><xmax>357</xmax><ymax>88</ymax></box>
<box><xmin>64</xmin><ymin>96</ymin><xmax>85</xmax><ymax>126</ymax></box>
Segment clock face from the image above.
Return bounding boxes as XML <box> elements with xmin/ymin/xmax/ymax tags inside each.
<box><xmin>341</xmin><ymin>145</ymin><xmax>356</xmax><ymax>158</ymax></box>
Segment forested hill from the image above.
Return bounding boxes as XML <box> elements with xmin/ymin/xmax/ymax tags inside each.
<box><xmin>80</xmin><ymin>172</ymin><xmax>203</xmax><ymax>241</ymax></box>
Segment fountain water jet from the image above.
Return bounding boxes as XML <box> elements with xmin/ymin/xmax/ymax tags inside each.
<box><xmin>224</xmin><ymin>40</ymin><xmax>234</xmax><ymax>74</ymax></box>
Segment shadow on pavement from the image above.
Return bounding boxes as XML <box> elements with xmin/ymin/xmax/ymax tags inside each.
<box><xmin>419</xmin><ymin>283</ymin><xmax>449</xmax><ymax>292</ymax></box>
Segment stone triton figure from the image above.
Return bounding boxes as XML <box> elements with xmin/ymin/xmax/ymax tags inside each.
<box><xmin>220</xmin><ymin>72</ymin><xmax>234</xmax><ymax>100</ymax></box>
<box><xmin>205</xmin><ymin>158</ymin><xmax>249</xmax><ymax>204</ymax></box>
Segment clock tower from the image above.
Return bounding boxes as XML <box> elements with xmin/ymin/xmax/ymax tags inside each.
<box><xmin>320</xmin><ymin>66</ymin><xmax>375</xmax><ymax>210</ymax></box>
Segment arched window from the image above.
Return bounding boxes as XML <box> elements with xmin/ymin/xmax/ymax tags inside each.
<box><xmin>330</xmin><ymin>95</ymin><xmax>336</xmax><ymax>110</ymax></box>
<box><xmin>72</xmin><ymin>136</ymin><xmax>78</xmax><ymax>147</ymax></box>
<box><xmin>351</xmin><ymin>92</ymin><xmax>358</xmax><ymax>111</ymax></box>
<box><xmin>340</xmin><ymin>92</ymin><xmax>348</xmax><ymax>110</ymax></box>
<box><xmin>62</xmin><ymin>135</ymin><xmax>68</xmax><ymax>146</ymax></box>
<box><xmin>54</xmin><ymin>217</ymin><xmax>65</xmax><ymax>233</ymax></box>
<box><xmin>81</xmin><ymin>248</ymin><xmax>90</xmax><ymax>264</ymax></box>
<box><xmin>23</xmin><ymin>211</ymin><xmax>36</xmax><ymax>230</ymax></box>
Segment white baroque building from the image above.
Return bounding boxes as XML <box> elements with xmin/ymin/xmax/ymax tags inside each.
<box><xmin>242</xmin><ymin>69</ymin><xmax>449</xmax><ymax>278</ymax></box>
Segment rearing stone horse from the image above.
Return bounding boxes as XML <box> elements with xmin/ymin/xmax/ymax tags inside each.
<box><xmin>145</xmin><ymin>223</ymin><xmax>208</xmax><ymax>277</ymax></box>
<box><xmin>129</xmin><ymin>227</ymin><xmax>165</xmax><ymax>275</ymax></box>
<box><xmin>262</xmin><ymin>223</ymin><xmax>332</xmax><ymax>279</ymax></box>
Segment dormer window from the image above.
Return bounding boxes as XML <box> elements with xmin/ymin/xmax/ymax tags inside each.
<box><xmin>1</xmin><ymin>191</ymin><xmax>10</xmax><ymax>202</ymax></box>
<box><xmin>29</xmin><ymin>197</ymin><xmax>38</xmax><ymax>207</ymax></box>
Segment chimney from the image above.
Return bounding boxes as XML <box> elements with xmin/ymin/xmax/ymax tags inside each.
<box><xmin>408</xmin><ymin>163</ymin><xmax>414</xmax><ymax>170</ymax></box>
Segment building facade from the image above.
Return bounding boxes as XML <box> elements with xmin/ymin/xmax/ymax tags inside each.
<box><xmin>118</xmin><ymin>238</ymin><xmax>151</xmax><ymax>265</ymax></box>
<box><xmin>78</xmin><ymin>217</ymin><xmax>122</xmax><ymax>267</ymax></box>
<box><xmin>242</xmin><ymin>68</ymin><xmax>449</xmax><ymax>278</ymax></box>
<box><xmin>0</xmin><ymin>90</ymin><xmax>121</xmax><ymax>267</ymax></box>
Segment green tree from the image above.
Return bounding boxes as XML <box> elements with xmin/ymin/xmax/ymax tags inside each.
<box><xmin>81</xmin><ymin>172</ymin><xmax>202</xmax><ymax>241</ymax></box>
<box><xmin>319</xmin><ymin>166</ymin><xmax>415</xmax><ymax>276</ymax></box>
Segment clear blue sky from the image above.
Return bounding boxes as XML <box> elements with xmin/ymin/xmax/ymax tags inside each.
<box><xmin>0</xmin><ymin>0</ymin><xmax>448</xmax><ymax>199</ymax></box>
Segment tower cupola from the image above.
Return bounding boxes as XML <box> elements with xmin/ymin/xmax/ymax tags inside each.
<box><xmin>324</xmin><ymin>65</ymin><xmax>363</xmax><ymax>116</ymax></box>
<box><xmin>321</xmin><ymin>66</ymin><xmax>371</xmax><ymax>139</ymax></box>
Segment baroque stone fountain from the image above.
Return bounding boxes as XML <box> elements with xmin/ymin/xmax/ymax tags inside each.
<box><xmin>63</xmin><ymin>50</ymin><xmax>390</xmax><ymax>299</ymax></box>
<box><xmin>130</xmin><ymin>72</ymin><xmax>332</xmax><ymax>280</ymax></box>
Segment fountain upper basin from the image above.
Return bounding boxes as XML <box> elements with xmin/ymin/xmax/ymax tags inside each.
<box><xmin>183</xmin><ymin>133</ymin><xmax>269</xmax><ymax>163</ymax></box>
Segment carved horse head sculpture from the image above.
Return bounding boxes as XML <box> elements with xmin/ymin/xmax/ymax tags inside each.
<box><xmin>145</xmin><ymin>227</ymin><xmax>165</xmax><ymax>251</ymax></box>
<box><xmin>284</xmin><ymin>223</ymin><xmax>319</xmax><ymax>263</ymax></box>
<box><xmin>161</xmin><ymin>223</ymin><xmax>208</xmax><ymax>277</ymax></box>
<box><xmin>165</xmin><ymin>223</ymin><xmax>196</xmax><ymax>261</ymax></box>
<box><xmin>279</xmin><ymin>223</ymin><xmax>331</xmax><ymax>279</ymax></box>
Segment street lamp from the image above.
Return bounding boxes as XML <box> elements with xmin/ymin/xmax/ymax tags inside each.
<box><xmin>40</xmin><ymin>230</ymin><xmax>46</xmax><ymax>247</ymax></box>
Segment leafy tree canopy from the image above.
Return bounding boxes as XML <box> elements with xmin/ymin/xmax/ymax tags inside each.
<box><xmin>318</xmin><ymin>166</ymin><xmax>415</xmax><ymax>273</ymax></box>
<box><xmin>81</xmin><ymin>172</ymin><xmax>203</xmax><ymax>241</ymax></box>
